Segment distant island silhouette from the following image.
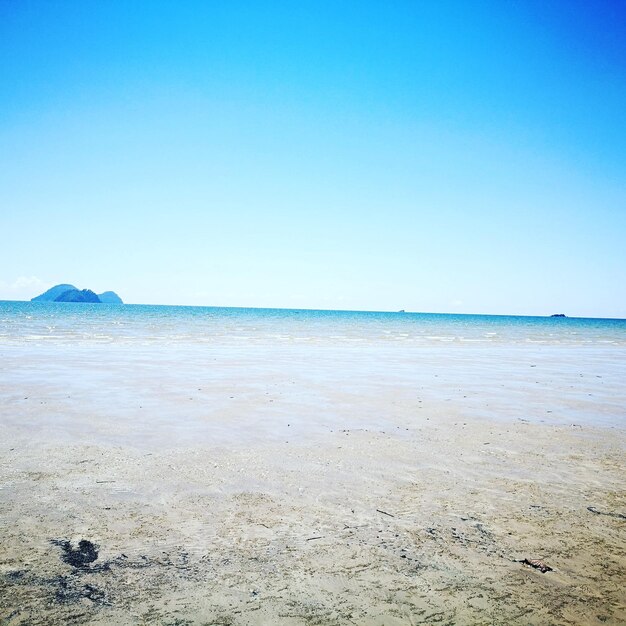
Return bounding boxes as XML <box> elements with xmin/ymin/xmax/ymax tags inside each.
<box><xmin>32</xmin><ymin>284</ymin><xmax>123</xmax><ymax>304</ymax></box>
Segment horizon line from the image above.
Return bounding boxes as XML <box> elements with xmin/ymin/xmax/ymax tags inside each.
<box><xmin>3</xmin><ymin>298</ymin><xmax>625</xmax><ymax>322</ymax></box>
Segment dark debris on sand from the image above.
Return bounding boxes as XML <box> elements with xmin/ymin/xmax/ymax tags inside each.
<box><xmin>54</xmin><ymin>574</ymin><xmax>108</xmax><ymax>605</ymax></box>
<box><xmin>51</xmin><ymin>539</ymin><xmax>99</xmax><ymax>568</ymax></box>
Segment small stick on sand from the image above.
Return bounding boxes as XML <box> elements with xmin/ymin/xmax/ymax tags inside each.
<box><xmin>587</xmin><ymin>506</ymin><xmax>626</xmax><ymax>520</ymax></box>
<box><xmin>376</xmin><ymin>509</ymin><xmax>395</xmax><ymax>518</ymax></box>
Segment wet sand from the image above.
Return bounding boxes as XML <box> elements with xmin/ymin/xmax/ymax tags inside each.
<box><xmin>1</xmin><ymin>344</ymin><xmax>625</xmax><ymax>625</ymax></box>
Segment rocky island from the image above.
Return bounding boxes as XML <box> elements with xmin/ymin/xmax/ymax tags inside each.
<box><xmin>31</xmin><ymin>284</ymin><xmax>123</xmax><ymax>304</ymax></box>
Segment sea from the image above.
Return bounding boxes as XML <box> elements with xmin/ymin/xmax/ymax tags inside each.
<box><xmin>1</xmin><ymin>301</ymin><xmax>625</xmax><ymax>446</ymax></box>
<box><xmin>1</xmin><ymin>301</ymin><xmax>625</xmax><ymax>346</ymax></box>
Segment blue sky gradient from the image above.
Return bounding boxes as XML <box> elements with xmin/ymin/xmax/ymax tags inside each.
<box><xmin>1</xmin><ymin>0</ymin><xmax>625</xmax><ymax>316</ymax></box>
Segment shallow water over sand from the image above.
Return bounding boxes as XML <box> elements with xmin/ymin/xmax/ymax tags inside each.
<box><xmin>1</xmin><ymin>341</ymin><xmax>625</xmax><ymax>451</ymax></box>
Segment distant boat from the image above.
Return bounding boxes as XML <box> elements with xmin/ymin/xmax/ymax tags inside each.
<box><xmin>398</xmin><ymin>309</ymin><xmax>406</xmax><ymax>313</ymax></box>
<box><xmin>550</xmin><ymin>313</ymin><xmax>566</xmax><ymax>317</ymax></box>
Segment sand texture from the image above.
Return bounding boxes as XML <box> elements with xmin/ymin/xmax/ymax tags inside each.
<box><xmin>0</xmin><ymin>344</ymin><xmax>625</xmax><ymax>625</ymax></box>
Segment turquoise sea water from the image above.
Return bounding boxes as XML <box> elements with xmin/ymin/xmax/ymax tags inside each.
<box><xmin>1</xmin><ymin>300</ymin><xmax>625</xmax><ymax>440</ymax></box>
<box><xmin>1</xmin><ymin>301</ymin><xmax>625</xmax><ymax>346</ymax></box>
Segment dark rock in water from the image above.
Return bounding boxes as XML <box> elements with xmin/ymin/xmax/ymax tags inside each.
<box><xmin>54</xmin><ymin>289</ymin><xmax>101</xmax><ymax>303</ymax></box>
<box><xmin>550</xmin><ymin>313</ymin><xmax>567</xmax><ymax>318</ymax></box>
<box><xmin>52</xmin><ymin>539</ymin><xmax>99</xmax><ymax>567</ymax></box>
<box><xmin>31</xmin><ymin>284</ymin><xmax>77</xmax><ymax>302</ymax></box>
<box><xmin>98</xmin><ymin>290</ymin><xmax>123</xmax><ymax>304</ymax></box>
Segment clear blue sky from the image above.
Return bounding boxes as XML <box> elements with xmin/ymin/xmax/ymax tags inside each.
<box><xmin>1</xmin><ymin>0</ymin><xmax>625</xmax><ymax>316</ymax></box>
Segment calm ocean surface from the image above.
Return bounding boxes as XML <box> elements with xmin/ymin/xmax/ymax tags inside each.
<box><xmin>1</xmin><ymin>301</ymin><xmax>625</xmax><ymax>438</ymax></box>
<box><xmin>0</xmin><ymin>300</ymin><xmax>625</xmax><ymax>346</ymax></box>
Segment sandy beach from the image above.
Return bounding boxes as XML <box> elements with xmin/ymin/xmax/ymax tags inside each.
<box><xmin>1</xmin><ymin>341</ymin><xmax>625</xmax><ymax>625</ymax></box>
<box><xmin>3</xmin><ymin>0</ymin><xmax>626</xmax><ymax>621</ymax></box>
